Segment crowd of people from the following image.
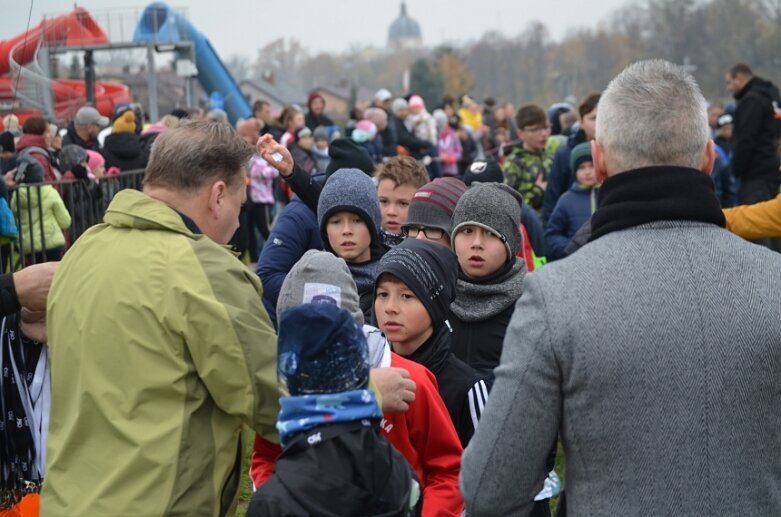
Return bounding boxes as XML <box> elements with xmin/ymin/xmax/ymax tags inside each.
<box><xmin>0</xmin><ymin>58</ymin><xmax>780</xmax><ymax>516</ymax></box>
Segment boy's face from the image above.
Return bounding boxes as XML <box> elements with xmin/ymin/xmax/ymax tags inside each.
<box><xmin>375</xmin><ymin>275</ymin><xmax>434</xmax><ymax>356</ymax></box>
<box><xmin>298</xmin><ymin>135</ymin><xmax>313</xmax><ymax>149</ymax></box>
<box><xmin>575</xmin><ymin>161</ymin><xmax>597</xmax><ymax>187</ymax></box>
<box><xmin>291</xmin><ymin>112</ymin><xmax>305</xmax><ymax>130</ymax></box>
<box><xmin>580</xmin><ymin>107</ymin><xmax>598</xmax><ymax>141</ymax></box>
<box><xmin>326</xmin><ymin>211</ymin><xmax>372</xmax><ymax>263</ymax></box>
<box><xmin>314</xmin><ymin>138</ymin><xmax>328</xmax><ymax>151</ymax></box>
<box><xmin>453</xmin><ymin>225</ymin><xmax>507</xmax><ymax>279</ymax></box>
<box><xmin>519</xmin><ymin>123</ymin><xmax>550</xmax><ymax>153</ymax></box>
<box><xmin>377</xmin><ymin>179</ymin><xmax>417</xmax><ymax>235</ymax></box>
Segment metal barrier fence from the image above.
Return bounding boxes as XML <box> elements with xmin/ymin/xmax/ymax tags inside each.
<box><xmin>2</xmin><ymin>169</ymin><xmax>144</xmax><ymax>273</ymax></box>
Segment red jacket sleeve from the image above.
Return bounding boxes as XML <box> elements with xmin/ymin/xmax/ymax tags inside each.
<box><xmin>250</xmin><ymin>433</ymin><xmax>282</xmax><ymax>489</ymax></box>
<box><xmin>393</xmin><ymin>355</ymin><xmax>465</xmax><ymax>517</ymax></box>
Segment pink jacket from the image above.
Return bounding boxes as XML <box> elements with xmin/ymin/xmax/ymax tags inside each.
<box><xmin>248</xmin><ymin>154</ymin><xmax>279</xmax><ymax>204</ymax></box>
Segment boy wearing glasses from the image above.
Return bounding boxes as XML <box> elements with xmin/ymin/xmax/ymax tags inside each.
<box><xmin>503</xmin><ymin>104</ymin><xmax>554</xmax><ymax>212</ymax></box>
<box><xmin>401</xmin><ymin>177</ymin><xmax>468</xmax><ymax>247</ymax></box>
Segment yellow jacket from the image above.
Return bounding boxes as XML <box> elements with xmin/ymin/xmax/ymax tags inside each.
<box><xmin>723</xmin><ymin>194</ymin><xmax>781</xmax><ymax>240</ymax></box>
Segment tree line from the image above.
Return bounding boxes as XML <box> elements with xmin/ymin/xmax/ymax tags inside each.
<box><xmin>230</xmin><ymin>0</ymin><xmax>780</xmax><ymax>109</ymax></box>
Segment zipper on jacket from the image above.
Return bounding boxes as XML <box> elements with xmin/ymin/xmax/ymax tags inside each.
<box><xmin>219</xmin><ymin>437</ymin><xmax>243</xmax><ymax>517</ymax></box>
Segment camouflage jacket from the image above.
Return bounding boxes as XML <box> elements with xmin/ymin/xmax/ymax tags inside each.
<box><xmin>503</xmin><ymin>146</ymin><xmax>554</xmax><ymax>211</ymax></box>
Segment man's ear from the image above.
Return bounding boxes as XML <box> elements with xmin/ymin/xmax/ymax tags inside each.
<box><xmin>592</xmin><ymin>140</ymin><xmax>608</xmax><ymax>183</ymax></box>
<box><xmin>207</xmin><ymin>180</ymin><xmax>228</xmax><ymax>217</ymax></box>
<box><xmin>700</xmin><ymin>139</ymin><xmax>717</xmax><ymax>176</ymax></box>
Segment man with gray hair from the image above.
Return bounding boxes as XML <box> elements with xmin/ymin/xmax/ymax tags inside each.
<box><xmin>461</xmin><ymin>60</ymin><xmax>781</xmax><ymax>515</ymax></box>
<box><xmin>42</xmin><ymin>120</ymin><xmax>280</xmax><ymax>516</ymax></box>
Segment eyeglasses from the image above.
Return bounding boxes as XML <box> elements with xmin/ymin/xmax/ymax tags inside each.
<box><xmin>522</xmin><ymin>125</ymin><xmax>550</xmax><ymax>134</ymax></box>
<box><xmin>402</xmin><ymin>226</ymin><xmax>445</xmax><ymax>240</ymax></box>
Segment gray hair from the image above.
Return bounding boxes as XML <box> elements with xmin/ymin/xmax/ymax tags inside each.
<box><xmin>596</xmin><ymin>59</ymin><xmax>709</xmax><ymax>173</ymax></box>
<box><xmin>144</xmin><ymin>120</ymin><xmax>254</xmax><ymax>191</ymax></box>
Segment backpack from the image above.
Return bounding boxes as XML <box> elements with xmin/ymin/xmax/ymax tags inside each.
<box><xmin>14</xmin><ymin>146</ymin><xmax>50</xmax><ymax>183</ymax></box>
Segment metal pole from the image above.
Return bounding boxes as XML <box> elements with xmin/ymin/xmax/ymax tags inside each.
<box><xmin>84</xmin><ymin>50</ymin><xmax>95</xmax><ymax>106</ymax></box>
<box><xmin>147</xmin><ymin>44</ymin><xmax>159</xmax><ymax>122</ymax></box>
<box><xmin>38</xmin><ymin>46</ymin><xmax>55</xmax><ymax>120</ymax></box>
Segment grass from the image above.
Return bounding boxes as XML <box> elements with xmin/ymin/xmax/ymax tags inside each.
<box><xmin>234</xmin><ymin>432</ymin><xmax>566</xmax><ymax>516</ymax></box>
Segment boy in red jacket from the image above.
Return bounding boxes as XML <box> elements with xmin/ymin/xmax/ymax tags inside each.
<box><xmin>251</xmin><ymin>250</ymin><xmax>464</xmax><ymax>516</ymax></box>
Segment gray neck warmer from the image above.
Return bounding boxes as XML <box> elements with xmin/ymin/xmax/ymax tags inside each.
<box><xmin>450</xmin><ymin>258</ymin><xmax>525</xmax><ymax>322</ymax></box>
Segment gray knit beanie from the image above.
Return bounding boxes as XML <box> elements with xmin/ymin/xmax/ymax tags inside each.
<box><xmin>317</xmin><ymin>168</ymin><xmax>382</xmax><ymax>252</ymax></box>
<box><xmin>451</xmin><ymin>183</ymin><xmax>524</xmax><ymax>260</ymax></box>
<box><xmin>277</xmin><ymin>250</ymin><xmax>364</xmax><ymax>325</ymax></box>
<box><xmin>391</xmin><ymin>98</ymin><xmax>409</xmax><ymax>115</ymax></box>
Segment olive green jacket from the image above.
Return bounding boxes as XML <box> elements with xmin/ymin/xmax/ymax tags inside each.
<box><xmin>41</xmin><ymin>189</ymin><xmax>279</xmax><ymax>517</ymax></box>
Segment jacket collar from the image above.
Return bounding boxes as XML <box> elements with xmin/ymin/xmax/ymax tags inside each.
<box><xmin>589</xmin><ymin>166</ymin><xmax>726</xmax><ymax>242</ymax></box>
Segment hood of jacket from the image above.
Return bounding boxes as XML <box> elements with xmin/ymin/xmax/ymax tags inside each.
<box><xmin>736</xmin><ymin>76</ymin><xmax>780</xmax><ymax>103</ymax></box>
<box><xmin>103</xmin><ymin>189</ymin><xmax>198</xmax><ymax>238</ymax></box>
<box><xmin>103</xmin><ymin>132</ymin><xmax>144</xmax><ymax>160</ymax></box>
<box><xmin>16</xmin><ymin>133</ymin><xmax>48</xmax><ymax>152</ymax></box>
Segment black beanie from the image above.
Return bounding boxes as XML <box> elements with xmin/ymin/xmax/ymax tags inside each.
<box><xmin>463</xmin><ymin>159</ymin><xmax>504</xmax><ymax>186</ymax></box>
<box><xmin>0</xmin><ymin>132</ymin><xmax>14</xmax><ymax>153</ymax></box>
<box><xmin>325</xmin><ymin>138</ymin><xmax>375</xmax><ymax>177</ymax></box>
<box><xmin>375</xmin><ymin>239</ymin><xmax>458</xmax><ymax>328</ymax></box>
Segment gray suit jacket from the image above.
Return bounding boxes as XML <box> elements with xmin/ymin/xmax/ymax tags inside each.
<box><xmin>461</xmin><ymin>221</ymin><xmax>781</xmax><ymax>516</ymax></box>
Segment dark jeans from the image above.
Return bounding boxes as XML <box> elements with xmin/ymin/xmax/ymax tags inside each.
<box><xmin>247</xmin><ymin>202</ymin><xmax>273</xmax><ymax>262</ymax></box>
<box><xmin>739</xmin><ymin>176</ymin><xmax>781</xmax><ymax>251</ymax></box>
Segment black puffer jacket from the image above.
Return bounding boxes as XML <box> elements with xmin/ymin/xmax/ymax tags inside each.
<box><xmin>248</xmin><ymin>420</ymin><xmax>420</xmax><ymax>517</ymax></box>
<box><xmin>732</xmin><ymin>76</ymin><xmax>781</xmax><ymax>181</ymax></box>
<box><xmin>101</xmin><ymin>133</ymin><xmax>148</xmax><ymax>172</ymax></box>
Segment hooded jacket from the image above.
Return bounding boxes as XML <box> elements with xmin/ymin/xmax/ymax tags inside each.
<box><xmin>61</xmin><ymin>122</ymin><xmax>100</xmax><ymax>151</ymax></box>
<box><xmin>545</xmin><ymin>182</ymin><xmax>600</xmax><ymax>261</ymax></box>
<box><xmin>249</xmin><ymin>421</ymin><xmax>419</xmax><ymax>517</ymax></box>
<box><xmin>12</xmin><ymin>184</ymin><xmax>71</xmax><ymax>254</ymax></box>
<box><xmin>100</xmin><ymin>132</ymin><xmax>148</xmax><ymax>172</ymax></box>
<box><xmin>16</xmin><ymin>134</ymin><xmax>58</xmax><ymax>183</ymax></box>
<box><xmin>732</xmin><ymin>76</ymin><xmax>781</xmax><ymax>182</ymax></box>
<box><xmin>542</xmin><ymin>128</ymin><xmax>588</xmax><ymax>223</ymax></box>
<box><xmin>42</xmin><ymin>189</ymin><xmax>279</xmax><ymax>517</ymax></box>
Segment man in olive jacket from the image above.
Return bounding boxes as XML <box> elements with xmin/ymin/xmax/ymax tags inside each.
<box><xmin>461</xmin><ymin>60</ymin><xmax>781</xmax><ymax>516</ymax></box>
<box><xmin>42</xmin><ymin>121</ymin><xmax>279</xmax><ymax>517</ymax></box>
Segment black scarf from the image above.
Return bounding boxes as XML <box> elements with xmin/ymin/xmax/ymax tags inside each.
<box><xmin>589</xmin><ymin>166</ymin><xmax>726</xmax><ymax>242</ymax></box>
<box><xmin>1</xmin><ymin>314</ymin><xmax>46</xmax><ymax>509</ymax></box>
<box><xmin>402</xmin><ymin>324</ymin><xmax>451</xmax><ymax>376</ymax></box>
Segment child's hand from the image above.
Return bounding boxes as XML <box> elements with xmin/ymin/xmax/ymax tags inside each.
<box><xmin>257</xmin><ymin>134</ymin><xmax>294</xmax><ymax>177</ymax></box>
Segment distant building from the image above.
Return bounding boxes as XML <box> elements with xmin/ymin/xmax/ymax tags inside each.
<box><xmin>388</xmin><ymin>2</ymin><xmax>422</xmax><ymax>51</ymax></box>
<box><xmin>239</xmin><ymin>76</ymin><xmax>307</xmax><ymax>115</ymax></box>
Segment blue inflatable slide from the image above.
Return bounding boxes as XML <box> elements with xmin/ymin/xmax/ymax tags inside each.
<box><xmin>133</xmin><ymin>2</ymin><xmax>251</xmax><ymax>124</ymax></box>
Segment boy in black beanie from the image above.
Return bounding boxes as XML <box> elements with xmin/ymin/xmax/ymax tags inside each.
<box><xmin>374</xmin><ymin>239</ymin><xmax>489</xmax><ymax>447</ymax></box>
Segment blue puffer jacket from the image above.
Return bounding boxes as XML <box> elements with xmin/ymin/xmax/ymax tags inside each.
<box><xmin>541</xmin><ymin>129</ymin><xmax>587</xmax><ymax>224</ymax></box>
<box><xmin>545</xmin><ymin>183</ymin><xmax>599</xmax><ymax>261</ymax></box>
<box><xmin>257</xmin><ymin>197</ymin><xmax>323</xmax><ymax>328</ymax></box>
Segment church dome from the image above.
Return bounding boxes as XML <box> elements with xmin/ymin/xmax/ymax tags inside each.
<box><xmin>388</xmin><ymin>3</ymin><xmax>422</xmax><ymax>49</ymax></box>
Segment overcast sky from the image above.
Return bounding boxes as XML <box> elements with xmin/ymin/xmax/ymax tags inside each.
<box><xmin>2</xmin><ymin>0</ymin><xmax>634</xmax><ymax>60</ymax></box>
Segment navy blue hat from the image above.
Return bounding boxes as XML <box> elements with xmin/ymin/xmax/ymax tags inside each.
<box><xmin>375</xmin><ymin>239</ymin><xmax>458</xmax><ymax>327</ymax></box>
<box><xmin>277</xmin><ymin>303</ymin><xmax>370</xmax><ymax>395</ymax></box>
